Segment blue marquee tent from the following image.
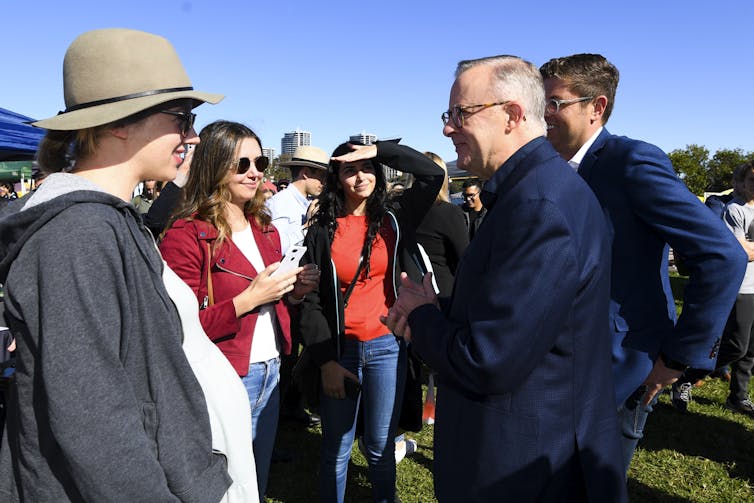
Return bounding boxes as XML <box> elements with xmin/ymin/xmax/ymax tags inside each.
<box><xmin>0</xmin><ymin>107</ymin><xmax>44</xmax><ymax>162</ymax></box>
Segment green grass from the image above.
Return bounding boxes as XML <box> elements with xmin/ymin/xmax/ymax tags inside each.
<box><xmin>267</xmin><ymin>273</ymin><xmax>754</xmax><ymax>502</ymax></box>
<box><xmin>267</xmin><ymin>379</ymin><xmax>754</xmax><ymax>502</ymax></box>
<box><xmin>629</xmin><ymin>377</ymin><xmax>754</xmax><ymax>502</ymax></box>
<box><xmin>267</xmin><ymin>410</ymin><xmax>437</xmax><ymax>503</ymax></box>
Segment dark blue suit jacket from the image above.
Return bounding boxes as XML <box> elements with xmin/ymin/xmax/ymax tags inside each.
<box><xmin>409</xmin><ymin>137</ymin><xmax>626</xmax><ymax>502</ymax></box>
<box><xmin>578</xmin><ymin>129</ymin><xmax>747</xmax><ymax>404</ymax></box>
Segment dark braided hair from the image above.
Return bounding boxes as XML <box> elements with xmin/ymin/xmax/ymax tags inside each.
<box><xmin>313</xmin><ymin>142</ymin><xmax>388</xmax><ymax>279</ymax></box>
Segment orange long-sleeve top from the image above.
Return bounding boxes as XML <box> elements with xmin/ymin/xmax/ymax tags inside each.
<box><xmin>331</xmin><ymin>214</ymin><xmax>396</xmax><ymax>341</ymax></box>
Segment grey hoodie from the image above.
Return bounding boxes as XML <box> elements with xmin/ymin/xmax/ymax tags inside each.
<box><xmin>0</xmin><ymin>174</ymin><xmax>231</xmax><ymax>502</ymax></box>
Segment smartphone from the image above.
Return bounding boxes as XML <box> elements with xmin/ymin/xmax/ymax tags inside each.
<box><xmin>270</xmin><ymin>245</ymin><xmax>306</xmax><ymax>277</ymax></box>
<box><xmin>344</xmin><ymin>378</ymin><xmax>361</xmax><ymax>400</ymax></box>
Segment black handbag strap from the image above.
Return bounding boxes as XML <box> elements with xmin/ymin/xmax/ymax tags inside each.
<box><xmin>343</xmin><ymin>257</ymin><xmax>364</xmax><ymax>308</ymax></box>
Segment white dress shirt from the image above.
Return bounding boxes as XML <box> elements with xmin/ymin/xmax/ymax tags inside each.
<box><xmin>265</xmin><ymin>185</ymin><xmax>311</xmax><ymax>255</ymax></box>
<box><xmin>568</xmin><ymin>127</ymin><xmax>603</xmax><ymax>171</ymax></box>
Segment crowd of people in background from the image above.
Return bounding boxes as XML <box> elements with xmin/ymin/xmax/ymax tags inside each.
<box><xmin>0</xmin><ymin>183</ymin><xmax>18</xmax><ymax>201</ymax></box>
<box><xmin>0</xmin><ymin>183</ymin><xmax>18</xmax><ymax>212</ymax></box>
<box><xmin>0</xmin><ymin>26</ymin><xmax>753</xmax><ymax>503</ymax></box>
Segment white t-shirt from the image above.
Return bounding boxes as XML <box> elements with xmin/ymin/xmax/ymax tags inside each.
<box><xmin>162</xmin><ymin>262</ymin><xmax>259</xmax><ymax>503</ymax></box>
<box><xmin>232</xmin><ymin>225</ymin><xmax>280</xmax><ymax>363</ymax></box>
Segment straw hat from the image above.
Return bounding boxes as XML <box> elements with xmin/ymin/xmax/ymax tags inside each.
<box><xmin>280</xmin><ymin>146</ymin><xmax>330</xmax><ymax>171</ymax></box>
<box><xmin>33</xmin><ymin>28</ymin><xmax>223</xmax><ymax>130</ymax></box>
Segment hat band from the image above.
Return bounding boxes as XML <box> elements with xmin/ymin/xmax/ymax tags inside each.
<box><xmin>290</xmin><ymin>157</ymin><xmax>328</xmax><ymax>168</ymax></box>
<box><xmin>62</xmin><ymin>86</ymin><xmax>194</xmax><ymax>113</ymax></box>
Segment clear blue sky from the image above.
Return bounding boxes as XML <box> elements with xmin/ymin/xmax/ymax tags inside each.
<box><xmin>4</xmin><ymin>1</ymin><xmax>753</xmax><ymax>164</ymax></box>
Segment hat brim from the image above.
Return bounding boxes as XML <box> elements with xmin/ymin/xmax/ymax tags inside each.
<box><xmin>32</xmin><ymin>90</ymin><xmax>224</xmax><ymax>130</ymax></box>
<box><xmin>279</xmin><ymin>160</ymin><xmax>329</xmax><ymax>170</ymax></box>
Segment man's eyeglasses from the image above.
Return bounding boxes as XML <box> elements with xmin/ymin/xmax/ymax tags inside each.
<box><xmin>545</xmin><ymin>96</ymin><xmax>593</xmax><ymax>115</ymax></box>
<box><xmin>234</xmin><ymin>156</ymin><xmax>270</xmax><ymax>175</ymax></box>
<box><xmin>159</xmin><ymin>110</ymin><xmax>196</xmax><ymax>136</ymax></box>
<box><xmin>462</xmin><ymin>191</ymin><xmax>480</xmax><ymax>200</ymax></box>
<box><xmin>441</xmin><ymin>101</ymin><xmax>510</xmax><ymax>129</ymax></box>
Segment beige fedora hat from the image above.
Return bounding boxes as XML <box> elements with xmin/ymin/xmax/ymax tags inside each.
<box><xmin>280</xmin><ymin>146</ymin><xmax>330</xmax><ymax>170</ymax></box>
<box><xmin>33</xmin><ymin>28</ymin><xmax>223</xmax><ymax>130</ymax></box>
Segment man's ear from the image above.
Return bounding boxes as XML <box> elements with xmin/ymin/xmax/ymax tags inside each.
<box><xmin>107</xmin><ymin>123</ymin><xmax>130</xmax><ymax>140</ymax></box>
<box><xmin>591</xmin><ymin>96</ymin><xmax>608</xmax><ymax>123</ymax></box>
<box><xmin>505</xmin><ymin>102</ymin><xmax>526</xmax><ymax>129</ymax></box>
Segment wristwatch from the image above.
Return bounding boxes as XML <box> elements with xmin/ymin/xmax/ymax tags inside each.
<box><xmin>660</xmin><ymin>353</ymin><xmax>688</xmax><ymax>372</ymax></box>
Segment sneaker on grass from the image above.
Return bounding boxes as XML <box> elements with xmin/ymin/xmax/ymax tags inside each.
<box><xmin>358</xmin><ymin>436</ymin><xmax>419</xmax><ymax>464</ymax></box>
<box><xmin>724</xmin><ymin>398</ymin><xmax>754</xmax><ymax>418</ymax></box>
<box><xmin>670</xmin><ymin>381</ymin><xmax>693</xmax><ymax>412</ymax></box>
<box><xmin>395</xmin><ymin>438</ymin><xmax>418</xmax><ymax>464</ymax></box>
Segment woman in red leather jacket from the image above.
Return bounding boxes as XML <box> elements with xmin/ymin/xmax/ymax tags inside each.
<box><xmin>160</xmin><ymin>120</ymin><xmax>318</xmax><ymax>500</ymax></box>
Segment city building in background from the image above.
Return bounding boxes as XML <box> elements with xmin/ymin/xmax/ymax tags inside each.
<box><xmin>349</xmin><ymin>131</ymin><xmax>377</xmax><ymax>145</ymax></box>
<box><xmin>281</xmin><ymin>129</ymin><xmax>311</xmax><ymax>155</ymax></box>
<box><xmin>262</xmin><ymin>147</ymin><xmax>276</xmax><ymax>162</ymax></box>
<box><xmin>348</xmin><ymin>131</ymin><xmax>400</xmax><ymax>181</ymax></box>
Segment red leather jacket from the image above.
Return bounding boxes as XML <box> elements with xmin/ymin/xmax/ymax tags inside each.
<box><xmin>160</xmin><ymin>217</ymin><xmax>292</xmax><ymax>376</ymax></box>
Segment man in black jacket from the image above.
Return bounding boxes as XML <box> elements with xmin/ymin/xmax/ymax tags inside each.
<box><xmin>461</xmin><ymin>179</ymin><xmax>486</xmax><ymax>240</ymax></box>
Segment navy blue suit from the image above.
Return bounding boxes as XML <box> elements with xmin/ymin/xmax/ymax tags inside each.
<box><xmin>578</xmin><ymin>129</ymin><xmax>747</xmax><ymax>404</ymax></box>
<box><xmin>408</xmin><ymin>137</ymin><xmax>626</xmax><ymax>502</ymax></box>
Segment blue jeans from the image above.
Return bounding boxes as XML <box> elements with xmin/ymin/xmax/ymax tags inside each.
<box><xmin>617</xmin><ymin>384</ymin><xmax>657</xmax><ymax>476</ymax></box>
<box><xmin>242</xmin><ymin>356</ymin><xmax>280</xmax><ymax>500</ymax></box>
<box><xmin>319</xmin><ymin>334</ymin><xmax>406</xmax><ymax>503</ymax></box>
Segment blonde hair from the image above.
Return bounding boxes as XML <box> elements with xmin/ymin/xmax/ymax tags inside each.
<box><xmin>36</xmin><ymin>99</ymin><xmax>192</xmax><ymax>174</ymax></box>
<box><xmin>36</xmin><ymin>127</ymin><xmax>104</xmax><ymax>173</ymax></box>
<box><xmin>424</xmin><ymin>151</ymin><xmax>450</xmax><ymax>203</ymax></box>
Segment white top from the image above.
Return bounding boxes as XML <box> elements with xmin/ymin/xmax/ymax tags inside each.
<box><xmin>568</xmin><ymin>127</ymin><xmax>604</xmax><ymax>170</ymax></box>
<box><xmin>265</xmin><ymin>185</ymin><xmax>311</xmax><ymax>255</ymax></box>
<box><xmin>232</xmin><ymin>225</ymin><xmax>280</xmax><ymax>363</ymax></box>
<box><xmin>162</xmin><ymin>262</ymin><xmax>259</xmax><ymax>503</ymax></box>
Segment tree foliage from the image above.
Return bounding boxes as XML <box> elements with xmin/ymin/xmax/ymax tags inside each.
<box><xmin>264</xmin><ymin>156</ymin><xmax>292</xmax><ymax>184</ymax></box>
<box><xmin>669</xmin><ymin>145</ymin><xmax>754</xmax><ymax>195</ymax></box>
<box><xmin>708</xmin><ymin>148</ymin><xmax>752</xmax><ymax>191</ymax></box>
<box><xmin>669</xmin><ymin>145</ymin><xmax>709</xmax><ymax>196</ymax></box>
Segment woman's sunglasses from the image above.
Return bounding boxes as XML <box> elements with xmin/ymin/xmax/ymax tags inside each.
<box><xmin>234</xmin><ymin>156</ymin><xmax>270</xmax><ymax>174</ymax></box>
<box><xmin>159</xmin><ymin>110</ymin><xmax>196</xmax><ymax>137</ymax></box>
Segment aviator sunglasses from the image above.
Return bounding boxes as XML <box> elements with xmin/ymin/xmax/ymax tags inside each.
<box><xmin>234</xmin><ymin>155</ymin><xmax>270</xmax><ymax>175</ymax></box>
